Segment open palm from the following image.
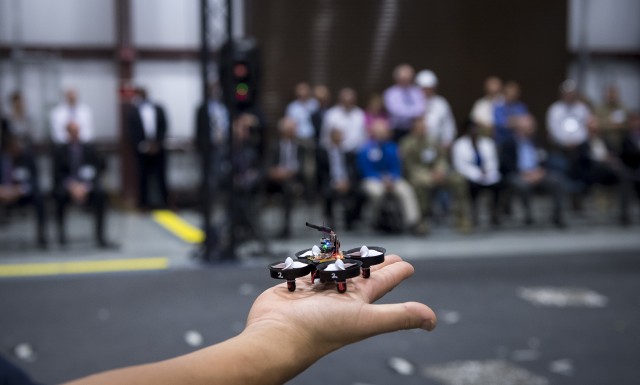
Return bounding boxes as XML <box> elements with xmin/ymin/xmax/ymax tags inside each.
<box><xmin>246</xmin><ymin>255</ymin><xmax>437</xmax><ymax>356</ymax></box>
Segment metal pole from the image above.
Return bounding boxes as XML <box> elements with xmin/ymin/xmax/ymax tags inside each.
<box><xmin>225</xmin><ymin>0</ymin><xmax>237</xmax><ymax>260</ymax></box>
<box><xmin>199</xmin><ymin>0</ymin><xmax>215</xmax><ymax>262</ymax></box>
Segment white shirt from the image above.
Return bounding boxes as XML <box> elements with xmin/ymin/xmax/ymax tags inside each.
<box><xmin>423</xmin><ymin>94</ymin><xmax>456</xmax><ymax>147</ymax></box>
<box><xmin>279</xmin><ymin>140</ymin><xmax>299</xmax><ymax>172</ymax></box>
<box><xmin>452</xmin><ymin>135</ymin><xmax>501</xmax><ymax>185</ymax></box>
<box><xmin>546</xmin><ymin>100</ymin><xmax>591</xmax><ymax>147</ymax></box>
<box><xmin>321</xmin><ymin>105</ymin><xmax>367</xmax><ymax>153</ymax></box>
<box><xmin>139</xmin><ymin>102</ymin><xmax>157</xmax><ymax>140</ymax></box>
<box><xmin>50</xmin><ymin>102</ymin><xmax>94</xmax><ymax>144</ymax></box>
<box><xmin>208</xmin><ymin>100</ymin><xmax>230</xmax><ymax>143</ymax></box>
<box><xmin>327</xmin><ymin>145</ymin><xmax>348</xmax><ymax>185</ymax></box>
<box><xmin>470</xmin><ymin>96</ymin><xmax>498</xmax><ymax>128</ymax></box>
<box><xmin>286</xmin><ymin>98</ymin><xmax>319</xmax><ymax>139</ymax></box>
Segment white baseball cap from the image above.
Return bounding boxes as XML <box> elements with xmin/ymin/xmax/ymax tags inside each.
<box><xmin>416</xmin><ymin>70</ymin><xmax>438</xmax><ymax>88</ymax></box>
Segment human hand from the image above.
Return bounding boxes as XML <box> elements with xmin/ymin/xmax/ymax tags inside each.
<box><xmin>245</xmin><ymin>255</ymin><xmax>436</xmax><ymax>359</ymax></box>
<box><xmin>334</xmin><ymin>180</ymin><xmax>350</xmax><ymax>193</ymax></box>
<box><xmin>61</xmin><ymin>255</ymin><xmax>435</xmax><ymax>385</ymax></box>
<box><xmin>522</xmin><ymin>168</ymin><xmax>545</xmax><ymax>184</ymax></box>
<box><xmin>69</xmin><ymin>181</ymin><xmax>89</xmax><ymax>204</ymax></box>
<box><xmin>0</xmin><ymin>186</ymin><xmax>22</xmax><ymax>203</ymax></box>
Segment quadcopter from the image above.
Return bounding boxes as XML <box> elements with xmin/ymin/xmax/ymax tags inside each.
<box><xmin>269</xmin><ymin>222</ymin><xmax>386</xmax><ymax>293</ymax></box>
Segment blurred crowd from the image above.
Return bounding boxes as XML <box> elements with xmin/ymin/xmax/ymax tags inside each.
<box><xmin>1</xmin><ymin>63</ymin><xmax>640</xmax><ymax>248</ymax></box>
<box><xmin>263</xmin><ymin>65</ymin><xmax>640</xmax><ymax>238</ymax></box>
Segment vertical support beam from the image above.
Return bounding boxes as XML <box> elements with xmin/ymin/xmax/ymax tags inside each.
<box><xmin>225</xmin><ymin>0</ymin><xmax>237</xmax><ymax>260</ymax></box>
<box><xmin>199</xmin><ymin>0</ymin><xmax>215</xmax><ymax>262</ymax></box>
<box><xmin>115</xmin><ymin>0</ymin><xmax>137</xmax><ymax>208</ymax></box>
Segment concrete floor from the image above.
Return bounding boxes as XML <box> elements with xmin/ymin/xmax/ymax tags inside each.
<box><xmin>1</xmin><ymin>199</ymin><xmax>639</xmax><ymax>384</ymax></box>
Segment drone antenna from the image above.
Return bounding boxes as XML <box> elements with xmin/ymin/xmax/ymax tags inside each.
<box><xmin>305</xmin><ymin>222</ymin><xmax>333</xmax><ymax>234</ymax></box>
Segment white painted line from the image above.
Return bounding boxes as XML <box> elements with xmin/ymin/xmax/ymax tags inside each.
<box><xmin>423</xmin><ymin>359</ymin><xmax>549</xmax><ymax>385</ymax></box>
<box><xmin>517</xmin><ymin>287</ymin><xmax>608</xmax><ymax>308</ymax></box>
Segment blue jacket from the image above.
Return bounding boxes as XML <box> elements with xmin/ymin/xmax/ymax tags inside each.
<box><xmin>357</xmin><ymin>140</ymin><xmax>402</xmax><ymax>180</ymax></box>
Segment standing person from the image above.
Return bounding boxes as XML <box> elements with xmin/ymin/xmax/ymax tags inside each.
<box><xmin>595</xmin><ymin>84</ymin><xmax>629</xmax><ymax>153</ymax></box>
<box><xmin>400</xmin><ymin>119</ymin><xmax>471</xmax><ymax>233</ymax></box>
<box><xmin>452</xmin><ymin>120</ymin><xmax>502</xmax><ymax>226</ymax></box>
<box><xmin>50</xmin><ymin>88</ymin><xmax>94</xmax><ymax>144</ymax></box>
<box><xmin>576</xmin><ymin>117</ymin><xmax>632</xmax><ymax>225</ymax></box>
<box><xmin>286</xmin><ymin>82</ymin><xmax>319</xmax><ymax>199</ymax></box>
<box><xmin>383</xmin><ymin>64</ymin><xmax>426</xmax><ymax>142</ymax></box>
<box><xmin>318</xmin><ymin>128</ymin><xmax>364</xmax><ymax>230</ymax></box>
<box><xmin>0</xmin><ymin>128</ymin><xmax>47</xmax><ymax>248</ymax></box>
<box><xmin>321</xmin><ymin>88</ymin><xmax>367</xmax><ymax>154</ymax></box>
<box><xmin>195</xmin><ymin>82</ymin><xmax>230</xmax><ymax>190</ymax></box>
<box><xmin>265</xmin><ymin>117</ymin><xmax>305</xmax><ymax>239</ymax></box>
<box><xmin>415</xmin><ymin>69</ymin><xmax>457</xmax><ymax>151</ymax></box>
<box><xmin>128</xmin><ymin>87</ymin><xmax>169</xmax><ymax>209</ymax></box>
<box><xmin>357</xmin><ymin>120</ymin><xmax>426</xmax><ymax>235</ymax></box>
<box><xmin>546</xmin><ymin>80</ymin><xmax>591</xmax><ymax>150</ymax></box>
<box><xmin>501</xmin><ymin>115</ymin><xmax>566</xmax><ymax>227</ymax></box>
<box><xmin>7</xmin><ymin>91</ymin><xmax>35</xmax><ymax>149</ymax></box>
<box><xmin>364</xmin><ymin>93</ymin><xmax>388</xmax><ymax>135</ymax></box>
<box><xmin>53</xmin><ymin>124</ymin><xmax>113</xmax><ymax>248</ymax></box>
<box><xmin>546</xmin><ymin>80</ymin><xmax>592</xmax><ymax>201</ymax></box>
<box><xmin>310</xmin><ymin>85</ymin><xmax>332</xmax><ymax>147</ymax></box>
<box><xmin>286</xmin><ymin>82</ymin><xmax>319</xmax><ymax>142</ymax></box>
<box><xmin>470</xmin><ymin>76</ymin><xmax>503</xmax><ymax>137</ymax></box>
<box><xmin>493</xmin><ymin>81</ymin><xmax>529</xmax><ymax>146</ymax></box>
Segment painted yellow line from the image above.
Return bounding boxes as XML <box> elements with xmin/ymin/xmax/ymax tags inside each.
<box><xmin>152</xmin><ymin>210</ymin><xmax>204</xmax><ymax>244</ymax></box>
<box><xmin>0</xmin><ymin>258</ymin><xmax>169</xmax><ymax>278</ymax></box>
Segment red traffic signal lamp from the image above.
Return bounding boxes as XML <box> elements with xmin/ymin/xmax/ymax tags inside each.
<box><xmin>220</xmin><ymin>38</ymin><xmax>260</xmax><ymax>112</ymax></box>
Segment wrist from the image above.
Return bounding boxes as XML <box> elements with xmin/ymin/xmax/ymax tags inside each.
<box><xmin>175</xmin><ymin>321</ymin><xmax>327</xmax><ymax>385</ymax></box>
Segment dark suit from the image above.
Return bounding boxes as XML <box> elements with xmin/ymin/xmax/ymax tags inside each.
<box><xmin>128</xmin><ymin>101</ymin><xmax>168</xmax><ymax>208</ymax></box>
<box><xmin>0</xmin><ymin>149</ymin><xmax>46</xmax><ymax>245</ymax></box>
<box><xmin>265</xmin><ymin>139</ymin><xmax>305</xmax><ymax>236</ymax></box>
<box><xmin>576</xmin><ymin>138</ymin><xmax>632</xmax><ymax>222</ymax></box>
<box><xmin>317</xmin><ymin>147</ymin><xmax>363</xmax><ymax>229</ymax></box>
<box><xmin>621</xmin><ymin>133</ymin><xmax>640</xmax><ymax>203</ymax></box>
<box><xmin>53</xmin><ymin>142</ymin><xmax>108</xmax><ymax>245</ymax></box>
<box><xmin>501</xmin><ymin>137</ymin><xmax>565</xmax><ymax>223</ymax></box>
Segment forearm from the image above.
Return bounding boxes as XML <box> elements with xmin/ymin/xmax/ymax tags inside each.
<box><xmin>64</xmin><ymin>323</ymin><xmax>325</xmax><ymax>385</ymax></box>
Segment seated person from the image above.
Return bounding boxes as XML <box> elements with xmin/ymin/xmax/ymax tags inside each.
<box><xmin>400</xmin><ymin>118</ymin><xmax>471</xmax><ymax>233</ymax></box>
<box><xmin>357</xmin><ymin>120</ymin><xmax>426</xmax><ymax>235</ymax></box>
<box><xmin>0</xmin><ymin>128</ymin><xmax>47</xmax><ymax>247</ymax></box>
<box><xmin>229</xmin><ymin>114</ymin><xmax>264</xmax><ymax>242</ymax></box>
<box><xmin>265</xmin><ymin>117</ymin><xmax>305</xmax><ymax>239</ymax></box>
<box><xmin>501</xmin><ymin>115</ymin><xmax>566</xmax><ymax>227</ymax></box>
<box><xmin>318</xmin><ymin>128</ymin><xmax>364</xmax><ymax>230</ymax></box>
<box><xmin>577</xmin><ymin>117</ymin><xmax>632</xmax><ymax>225</ymax></box>
<box><xmin>620</xmin><ymin>112</ymin><xmax>640</xmax><ymax>221</ymax></box>
<box><xmin>53</xmin><ymin>124</ymin><xmax>112</xmax><ymax>247</ymax></box>
<box><xmin>452</xmin><ymin>120</ymin><xmax>502</xmax><ymax>226</ymax></box>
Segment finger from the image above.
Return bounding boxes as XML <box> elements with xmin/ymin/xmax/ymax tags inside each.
<box><xmin>360</xmin><ymin>260</ymin><xmax>415</xmax><ymax>303</ymax></box>
<box><xmin>358</xmin><ymin>302</ymin><xmax>437</xmax><ymax>337</ymax></box>
<box><xmin>370</xmin><ymin>254</ymin><xmax>403</xmax><ymax>273</ymax></box>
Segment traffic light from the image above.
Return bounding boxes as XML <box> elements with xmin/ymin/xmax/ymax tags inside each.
<box><xmin>220</xmin><ymin>38</ymin><xmax>260</xmax><ymax>112</ymax></box>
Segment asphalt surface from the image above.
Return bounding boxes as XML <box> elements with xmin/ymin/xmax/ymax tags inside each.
<box><xmin>1</xmin><ymin>249</ymin><xmax>639</xmax><ymax>385</ymax></box>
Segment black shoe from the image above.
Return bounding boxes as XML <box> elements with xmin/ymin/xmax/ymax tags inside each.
<box><xmin>37</xmin><ymin>239</ymin><xmax>48</xmax><ymax>250</ymax></box>
<box><xmin>620</xmin><ymin>215</ymin><xmax>631</xmax><ymax>227</ymax></box>
<box><xmin>524</xmin><ymin>217</ymin><xmax>534</xmax><ymax>226</ymax></box>
<box><xmin>552</xmin><ymin>216</ymin><xmax>567</xmax><ymax>229</ymax></box>
<box><xmin>97</xmin><ymin>240</ymin><xmax>119</xmax><ymax>249</ymax></box>
<box><xmin>276</xmin><ymin>229</ymin><xmax>291</xmax><ymax>240</ymax></box>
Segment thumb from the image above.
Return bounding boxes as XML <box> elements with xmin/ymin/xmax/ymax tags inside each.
<box><xmin>358</xmin><ymin>302</ymin><xmax>437</xmax><ymax>337</ymax></box>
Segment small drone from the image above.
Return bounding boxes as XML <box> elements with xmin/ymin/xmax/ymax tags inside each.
<box><xmin>269</xmin><ymin>222</ymin><xmax>386</xmax><ymax>293</ymax></box>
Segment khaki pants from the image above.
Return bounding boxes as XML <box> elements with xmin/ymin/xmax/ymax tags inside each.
<box><xmin>409</xmin><ymin>172</ymin><xmax>470</xmax><ymax>222</ymax></box>
<box><xmin>362</xmin><ymin>178</ymin><xmax>420</xmax><ymax>226</ymax></box>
